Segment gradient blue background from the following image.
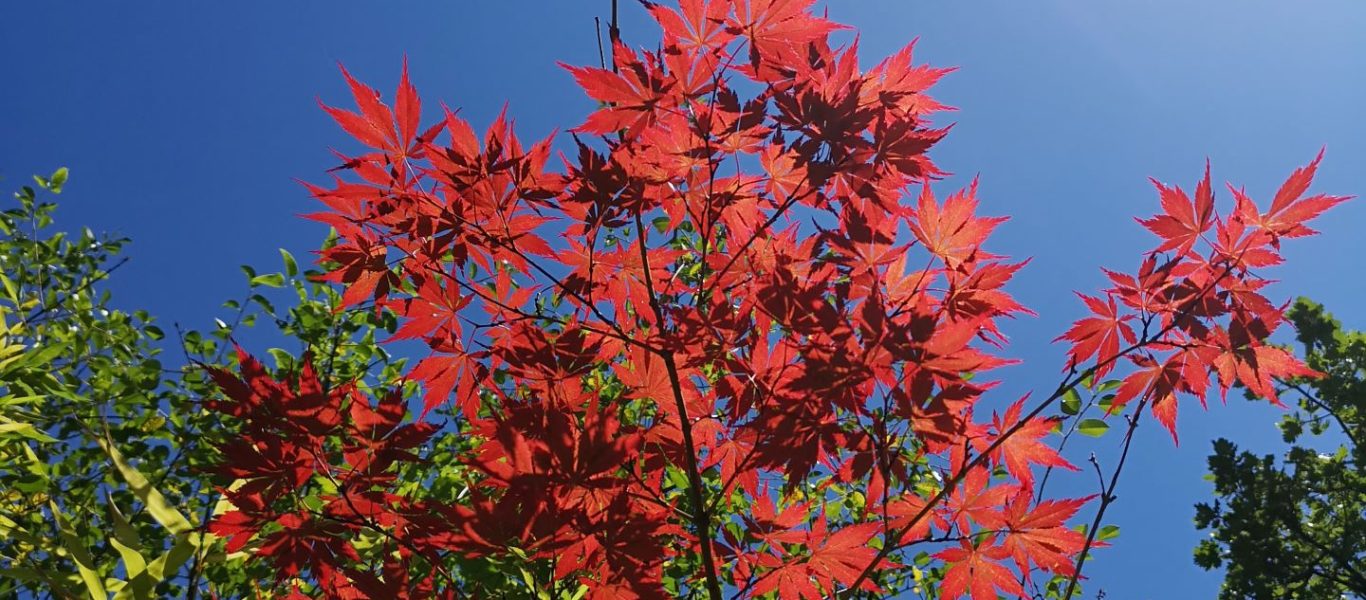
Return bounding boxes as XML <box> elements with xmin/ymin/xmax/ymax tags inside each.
<box><xmin>3</xmin><ymin>2</ymin><xmax>1364</xmax><ymax>597</ymax></box>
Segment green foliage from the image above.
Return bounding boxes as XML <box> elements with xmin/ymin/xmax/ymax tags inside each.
<box><xmin>0</xmin><ymin>169</ymin><xmax>413</xmax><ymax>597</ymax></box>
<box><xmin>0</xmin><ymin>168</ymin><xmax>219</xmax><ymax>597</ymax></box>
<box><xmin>1195</xmin><ymin>297</ymin><xmax>1366</xmax><ymax>599</ymax></box>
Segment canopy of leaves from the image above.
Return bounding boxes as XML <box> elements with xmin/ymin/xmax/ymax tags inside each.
<box><xmin>193</xmin><ymin>0</ymin><xmax>1345</xmax><ymax>597</ymax></box>
<box><xmin>1195</xmin><ymin>298</ymin><xmax>1366</xmax><ymax>599</ymax></box>
<box><xmin>0</xmin><ymin>2</ymin><xmax>1348</xmax><ymax>599</ymax></box>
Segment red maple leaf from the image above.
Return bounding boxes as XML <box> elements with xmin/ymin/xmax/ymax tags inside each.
<box><xmin>945</xmin><ymin>464</ymin><xmax>1012</xmax><ymax>532</ymax></box>
<box><xmin>1238</xmin><ymin>149</ymin><xmax>1351</xmax><ymax>243</ymax></box>
<box><xmin>906</xmin><ymin>181</ymin><xmax>1006</xmax><ymax>270</ymax></box>
<box><xmin>1137</xmin><ymin>161</ymin><xmax>1216</xmax><ymax>256</ymax></box>
<box><xmin>1209</xmin><ymin>317</ymin><xmax>1319</xmax><ymax>407</ymax></box>
<box><xmin>998</xmin><ymin>489</ymin><xmax>1092</xmax><ymax>577</ymax></box>
<box><xmin>750</xmin><ymin>518</ymin><xmax>883</xmax><ymax>598</ymax></box>
<box><xmin>1056</xmin><ymin>292</ymin><xmax>1136</xmax><ymax>378</ymax></box>
<box><xmin>563</xmin><ymin>41</ymin><xmax>678</xmax><ymax>137</ymax></box>
<box><xmin>649</xmin><ymin>0</ymin><xmax>734</xmax><ymax>54</ymax></box>
<box><xmin>981</xmin><ymin>397</ymin><xmax>1077</xmax><ymax>488</ymax></box>
<box><xmin>935</xmin><ymin>538</ymin><xmax>1023</xmax><ymax>600</ymax></box>
<box><xmin>729</xmin><ymin>0</ymin><xmax>842</xmax><ymax>73</ymax></box>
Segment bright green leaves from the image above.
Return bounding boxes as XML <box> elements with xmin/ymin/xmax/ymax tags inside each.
<box><xmin>0</xmin><ymin>418</ymin><xmax>57</xmax><ymax>443</ymax></box>
<box><xmin>32</xmin><ymin>167</ymin><xmax>69</xmax><ymax>194</ymax></box>
<box><xmin>98</xmin><ymin>433</ymin><xmax>211</xmax><ymax>600</ymax></box>
<box><xmin>1052</xmin><ymin>379</ymin><xmax>1121</xmax><ymax>442</ymax></box>
<box><xmin>107</xmin><ymin>498</ymin><xmax>149</xmax><ymax>593</ymax></box>
<box><xmin>0</xmin><ymin>170</ymin><xmax>228</xmax><ymax>598</ymax></box>
<box><xmin>1097</xmin><ymin>524</ymin><xmax>1120</xmax><ymax>542</ymax></box>
<box><xmin>0</xmin><ymin>170</ymin><xmax>196</xmax><ymax>597</ymax></box>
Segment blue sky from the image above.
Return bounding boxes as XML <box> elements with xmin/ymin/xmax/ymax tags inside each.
<box><xmin>3</xmin><ymin>1</ymin><xmax>1364</xmax><ymax>597</ymax></box>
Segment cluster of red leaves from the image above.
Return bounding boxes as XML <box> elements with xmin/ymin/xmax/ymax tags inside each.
<box><xmin>203</xmin><ymin>1</ymin><xmax>1346</xmax><ymax>598</ymax></box>
<box><xmin>1061</xmin><ymin>155</ymin><xmax>1347</xmax><ymax>443</ymax></box>
<box><xmin>204</xmin><ymin>349</ymin><xmax>448</xmax><ymax>598</ymax></box>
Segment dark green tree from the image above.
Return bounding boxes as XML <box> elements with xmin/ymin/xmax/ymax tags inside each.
<box><xmin>1195</xmin><ymin>297</ymin><xmax>1366</xmax><ymax>599</ymax></box>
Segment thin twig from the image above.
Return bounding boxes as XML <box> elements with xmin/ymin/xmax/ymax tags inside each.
<box><xmin>1061</xmin><ymin>397</ymin><xmax>1149</xmax><ymax>599</ymax></box>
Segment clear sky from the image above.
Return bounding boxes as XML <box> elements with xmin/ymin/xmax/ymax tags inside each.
<box><xmin>3</xmin><ymin>2</ymin><xmax>1364</xmax><ymax>598</ymax></box>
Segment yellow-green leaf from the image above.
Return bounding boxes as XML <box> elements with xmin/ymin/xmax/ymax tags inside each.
<box><xmin>94</xmin><ymin>427</ymin><xmax>193</xmax><ymax>535</ymax></box>
<box><xmin>0</xmin><ymin>420</ymin><xmax>58</xmax><ymax>442</ymax></box>
<box><xmin>0</xmin><ymin>273</ymin><xmax>19</xmax><ymax>305</ymax></box>
<box><xmin>108</xmin><ymin>496</ymin><xmax>152</xmax><ymax>598</ymax></box>
<box><xmin>144</xmin><ymin>535</ymin><xmax>198</xmax><ymax>584</ymax></box>
<box><xmin>49</xmin><ymin>501</ymin><xmax>108</xmax><ymax>600</ymax></box>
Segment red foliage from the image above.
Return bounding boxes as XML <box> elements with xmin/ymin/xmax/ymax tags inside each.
<box><xmin>203</xmin><ymin>1</ymin><xmax>1346</xmax><ymax>597</ymax></box>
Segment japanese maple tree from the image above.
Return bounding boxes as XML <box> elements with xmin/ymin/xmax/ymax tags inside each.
<box><xmin>201</xmin><ymin>0</ymin><xmax>1349</xmax><ymax>597</ymax></box>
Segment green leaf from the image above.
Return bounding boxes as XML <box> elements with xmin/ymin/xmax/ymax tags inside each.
<box><xmin>136</xmin><ymin>535</ymin><xmax>198</xmax><ymax>593</ymax></box>
<box><xmin>266</xmin><ymin>348</ymin><xmax>294</xmax><ymax>371</ymax></box>
<box><xmin>0</xmin><ymin>394</ymin><xmax>45</xmax><ymax>407</ymax></box>
<box><xmin>518</xmin><ymin>566</ymin><xmax>538</xmax><ymax>595</ymax></box>
<box><xmin>1</xmin><ymin>348</ymin><xmax>60</xmax><ymax>380</ymax></box>
<box><xmin>49</xmin><ymin>167</ymin><xmax>69</xmax><ymax>193</ymax></box>
<box><xmin>1077</xmin><ymin>419</ymin><xmax>1110</xmax><ymax>437</ymax></box>
<box><xmin>19</xmin><ymin>341</ymin><xmax>68</xmax><ymax>371</ymax></box>
<box><xmin>0</xmin><ymin>566</ymin><xmax>48</xmax><ymax>583</ymax></box>
<box><xmin>1061</xmin><ymin>388</ymin><xmax>1082</xmax><ymax>416</ymax></box>
<box><xmin>21</xmin><ymin>442</ymin><xmax>49</xmax><ymax>481</ymax></box>
<box><xmin>249</xmin><ymin>273</ymin><xmax>285</xmax><ymax>288</ymax></box>
<box><xmin>1098</xmin><ymin>524</ymin><xmax>1121</xmax><ymax>541</ymax></box>
<box><xmin>652</xmin><ymin>216</ymin><xmax>671</xmax><ymax>234</ymax></box>
<box><xmin>250</xmin><ymin>293</ymin><xmax>276</xmax><ymax>315</ymax></box>
<box><xmin>1097</xmin><ymin>394</ymin><xmax>1117</xmax><ymax>414</ymax></box>
<box><xmin>280</xmin><ymin>248</ymin><xmax>298</xmax><ymax>278</ymax></box>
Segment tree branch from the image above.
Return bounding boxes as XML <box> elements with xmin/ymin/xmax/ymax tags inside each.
<box><xmin>633</xmin><ymin>211</ymin><xmax>723</xmax><ymax>600</ymax></box>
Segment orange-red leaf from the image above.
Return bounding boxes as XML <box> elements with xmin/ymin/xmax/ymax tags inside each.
<box><xmin>1056</xmin><ymin>293</ymin><xmax>1136</xmax><ymax>378</ymax></box>
<box><xmin>1137</xmin><ymin>161</ymin><xmax>1215</xmax><ymax>255</ymax></box>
